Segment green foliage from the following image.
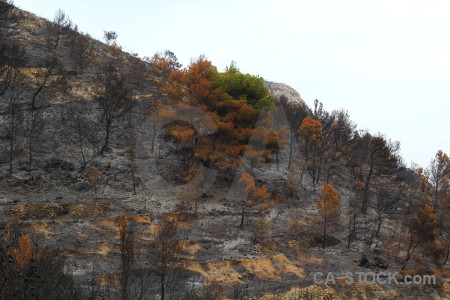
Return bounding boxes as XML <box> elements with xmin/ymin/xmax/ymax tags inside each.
<box><xmin>214</xmin><ymin>67</ymin><xmax>275</xmax><ymax>110</ymax></box>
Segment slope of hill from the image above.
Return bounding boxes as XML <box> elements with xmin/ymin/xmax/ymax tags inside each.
<box><xmin>1</xmin><ymin>2</ymin><xmax>450</xmax><ymax>299</ymax></box>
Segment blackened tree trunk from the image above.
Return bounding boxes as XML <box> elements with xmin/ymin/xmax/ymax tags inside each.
<box><xmin>101</xmin><ymin>119</ymin><xmax>111</xmax><ymax>155</ymax></box>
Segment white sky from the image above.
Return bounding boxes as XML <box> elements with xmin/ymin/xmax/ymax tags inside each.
<box><xmin>13</xmin><ymin>0</ymin><xmax>450</xmax><ymax>168</ymax></box>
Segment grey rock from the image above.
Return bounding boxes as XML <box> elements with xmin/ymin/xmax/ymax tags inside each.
<box><xmin>264</xmin><ymin>81</ymin><xmax>308</xmax><ymax>109</ymax></box>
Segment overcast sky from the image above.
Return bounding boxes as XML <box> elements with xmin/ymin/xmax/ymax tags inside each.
<box><xmin>13</xmin><ymin>0</ymin><xmax>450</xmax><ymax>168</ymax></box>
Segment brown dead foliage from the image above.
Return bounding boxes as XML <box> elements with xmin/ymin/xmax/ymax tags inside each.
<box><xmin>163</xmin><ymin>213</ymin><xmax>200</xmax><ymax>222</ymax></box>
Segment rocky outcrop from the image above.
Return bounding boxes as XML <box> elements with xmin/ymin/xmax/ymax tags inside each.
<box><xmin>264</xmin><ymin>81</ymin><xmax>308</xmax><ymax>110</ymax></box>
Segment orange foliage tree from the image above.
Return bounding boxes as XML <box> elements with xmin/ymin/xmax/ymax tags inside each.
<box><xmin>298</xmin><ymin>117</ymin><xmax>323</xmax><ymax>186</ymax></box>
<box><xmin>9</xmin><ymin>234</ymin><xmax>36</xmax><ymax>273</ymax></box>
<box><xmin>317</xmin><ymin>183</ymin><xmax>340</xmax><ymax>248</ymax></box>
<box><xmin>118</xmin><ymin>214</ymin><xmax>134</xmax><ymax>300</ymax></box>
<box><xmin>267</xmin><ymin>127</ymin><xmax>289</xmax><ymax>170</ymax></box>
<box><xmin>2</xmin><ymin>232</ymin><xmax>81</xmax><ymax>298</ymax></box>
<box><xmin>161</xmin><ymin>57</ymin><xmax>279</xmax><ymax>181</ymax></box>
<box><xmin>412</xmin><ymin>204</ymin><xmax>439</xmax><ymax>245</ymax></box>
<box><xmin>237</xmin><ymin>172</ymin><xmax>272</xmax><ymax>227</ymax></box>
<box><xmin>400</xmin><ymin>203</ymin><xmax>440</xmax><ymax>269</ymax></box>
<box><xmin>149</xmin><ymin>219</ymin><xmax>184</xmax><ymax>300</ymax></box>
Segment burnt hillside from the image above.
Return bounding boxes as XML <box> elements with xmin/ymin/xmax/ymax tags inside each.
<box><xmin>1</xmin><ymin>2</ymin><xmax>450</xmax><ymax>299</ymax></box>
